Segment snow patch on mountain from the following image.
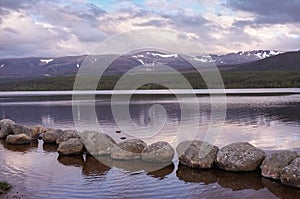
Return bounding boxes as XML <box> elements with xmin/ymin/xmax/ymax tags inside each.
<box><xmin>40</xmin><ymin>59</ymin><xmax>54</xmax><ymax>64</ymax></box>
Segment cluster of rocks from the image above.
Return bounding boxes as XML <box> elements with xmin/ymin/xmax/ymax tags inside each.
<box><xmin>0</xmin><ymin>119</ymin><xmax>299</xmax><ymax>189</ymax></box>
<box><xmin>176</xmin><ymin>140</ymin><xmax>300</xmax><ymax>189</ymax></box>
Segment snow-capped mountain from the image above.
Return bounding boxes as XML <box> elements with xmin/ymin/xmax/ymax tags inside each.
<box><xmin>193</xmin><ymin>50</ymin><xmax>283</xmax><ymax>65</ymax></box>
<box><xmin>0</xmin><ymin>50</ymin><xmax>288</xmax><ymax>79</ymax></box>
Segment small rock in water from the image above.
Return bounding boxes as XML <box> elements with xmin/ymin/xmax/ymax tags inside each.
<box><xmin>216</xmin><ymin>142</ymin><xmax>266</xmax><ymax>172</ymax></box>
<box><xmin>56</xmin><ymin>130</ymin><xmax>79</xmax><ymax>144</ymax></box>
<box><xmin>120</xmin><ymin>137</ymin><xmax>127</xmax><ymax>140</ymax></box>
<box><xmin>57</xmin><ymin>138</ymin><xmax>84</xmax><ymax>155</ymax></box>
<box><xmin>115</xmin><ymin>130</ymin><xmax>121</xmax><ymax>134</ymax></box>
<box><xmin>177</xmin><ymin>140</ymin><xmax>219</xmax><ymax>169</ymax></box>
<box><xmin>111</xmin><ymin>139</ymin><xmax>147</xmax><ymax>160</ymax></box>
<box><xmin>142</xmin><ymin>141</ymin><xmax>174</xmax><ymax>163</ymax></box>
<box><xmin>280</xmin><ymin>158</ymin><xmax>300</xmax><ymax>189</ymax></box>
<box><xmin>0</xmin><ymin>119</ymin><xmax>15</xmax><ymax>139</ymax></box>
<box><xmin>261</xmin><ymin>150</ymin><xmax>298</xmax><ymax>180</ymax></box>
<box><xmin>80</xmin><ymin>130</ymin><xmax>116</xmax><ymax>155</ymax></box>
<box><xmin>43</xmin><ymin>129</ymin><xmax>63</xmax><ymax>144</ymax></box>
<box><xmin>6</xmin><ymin>133</ymin><xmax>31</xmax><ymax>145</ymax></box>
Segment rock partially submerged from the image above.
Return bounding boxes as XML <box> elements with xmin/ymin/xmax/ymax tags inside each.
<box><xmin>111</xmin><ymin>139</ymin><xmax>147</xmax><ymax>160</ymax></box>
<box><xmin>6</xmin><ymin>133</ymin><xmax>31</xmax><ymax>145</ymax></box>
<box><xmin>280</xmin><ymin>158</ymin><xmax>300</xmax><ymax>189</ymax></box>
<box><xmin>0</xmin><ymin>119</ymin><xmax>15</xmax><ymax>139</ymax></box>
<box><xmin>80</xmin><ymin>130</ymin><xmax>116</xmax><ymax>155</ymax></box>
<box><xmin>216</xmin><ymin>142</ymin><xmax>266</xmax><ymax>172</ymax></box>
<box><xmin>42</xmin><ymin>129</ymin><xmax>63</xmax><ymax>144</ymax></box>
<box><xmin>57</xmin><ymin>138</ymin><xmax>84</xmax><ymax>155</ymax></box>
<box><xmin>142</xmin><ymin>141</ymin><xmax>174</xmax><ymax>163</ymax></box>
<box><xmin>261</xmin><ymin>150</ymin><xmax>298</xmax><ymax>180</ymax></box>
<box><xmin>56</xmin><ymin>130</ymin><xmax>79</xmax><ymax>144</ymax></box>
<box><xmin>177</xmin><ymin>140</ymin><xmax>219</xmax><ymax>169</ymax></box>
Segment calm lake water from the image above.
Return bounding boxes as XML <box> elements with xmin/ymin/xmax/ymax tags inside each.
<box><xmin>0</xmin><ymin>90</ymin><xmax>300</xmax><ymax>198</ymax></box>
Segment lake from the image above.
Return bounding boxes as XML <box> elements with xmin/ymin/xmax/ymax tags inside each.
<box><xmin>0</xmin><ymin>89</ymin><xmax>300</xmax><ymax>198</ymax></box>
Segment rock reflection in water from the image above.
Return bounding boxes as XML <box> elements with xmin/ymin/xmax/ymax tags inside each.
<box><xmin>83</xmin><ymin>155</ymin><xmax>111</xmax><ymax>176</ymax></box>
<box><xmin>42</xmin><ymin>143</ymin><xmax>58</xmax><ymax>152</ymax></box>
<box><xmin>95</xmin><ymin>155</ymin><xmax>174</xmax><ymax>173</ymax></box>
<box><xmin>0</xmin><ymin>139</ymin><xmax>38</xmax><ymax>152</ymax></box>
<box><xmin>176</xmin><ymin>164</ymin><xmax>264</xmax><ymax>191</ymax></box>
<box><xmin>262</xmin><ymin>178</ymin><xmax>300</xmax><ymax>199</ymax></box>
<box><xmin>147</xmin><ymin>163</ymin><xmax>174</xmax><ymax>179</ymax></box>
<box><xmin>57</xmin><ymin>155</ymin><xmax>84</xmax><ymax>167</ymax></box>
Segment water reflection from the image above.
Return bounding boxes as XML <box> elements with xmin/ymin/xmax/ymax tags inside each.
<box><xmin>82</xmin><ymin>155</ymin><xmax>111</xmax><ymax>176</ymax></box>
<box><xmin>176</xmin><ymin>165</ymin><xmax>264</xmax><ymax>191</ymax></box>
<box><xmin>0</xmin><ymin>139</ymin><xmax>38</xmax><ymax>153</ymax></box>
<box><xmin>42</xmin><ymin>143</ymin><xmax>58</xmax><ymax>152</ymax></box>
<box><xmin>262</xmin><ymin>178</ymin><xmax>300</xmax><ymax>199</ymax></box>
<box><xmin>147</xmin><ymin>163</ymin><xmax>174</xmax><ymax>179</ymax></box>
<box><xmin>57</xmin><ymin>155</ymin><xmax>84</xmax><ymax>167</ymax></box>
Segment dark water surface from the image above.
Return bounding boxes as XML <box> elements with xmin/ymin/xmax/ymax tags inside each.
<box><xmin>0</xmin><ymin>92</ymin><xmax>300</xmax><ymax>198</ymax></box>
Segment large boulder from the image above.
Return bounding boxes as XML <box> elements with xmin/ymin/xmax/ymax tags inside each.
<box><xmin>29</xmin><ymin>125</ymin><xmax>47</xmax><ymax>140</ymax></box>
<box><xmin>0</xmin><ymin>119</ymin><xmax>15</xmax><ymax>139</ymax></box>
<box><xmin>80</xmin><ymin>130</ymin><xmax>116</xmax><ymax>155</ymax></box>
<box><xmin>280</xmin><ymin>158</ymin><xmax>300</xmax><ymax>188</ymax></box>
<box><xmin>177</xmin><ymin>140</ymin><xmax>219</xmax><ymax>169</ymax></box>
<box><xmin>57</xmin><ymin>138</ymin><xmax>84</xmax><ymax>155</ymax></box>
<box><xmin>56</xmin><ymin>130</ymin><xmax>79</xmax><ymax>144</ymax></box>
<box><xmin>111</xmin><ymin>139</ymin><xmax>147</xmax><ymax>160</ymax></box>
<box><xmin>43</xmin><ymin>129</ymin><xmax>63</xmax><ymax>144</ymax></box>
<box><xmin>261</xmin><ymin>150</ymin><xmax>298</xmax><ymax>180</ymax></box>
<box><xmin>10</xmin><ymin>124</ymin><xmax>32</xmax><ymax>135</ymax></box>
<box><xmin>216</xmin><ymin>142</ymin><xmax>266</xmax><ymax>172</ymax></box>
<box><xmin>142</xmin><ymin>141</ymin><xmax>174</xmax><ymax>163</ymax></box>
<box><xmin>6</xmin><ymin>133</ymin><xmax>31</xmax><ymax>145</ymax></box>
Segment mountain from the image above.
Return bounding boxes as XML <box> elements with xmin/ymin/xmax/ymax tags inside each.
<box><xmin>194</xmin><ymin>50</ymin><xmax>283</xmax><ymax>65</ymax></box>
<box><xmin>220</xmin><ymin>50</ymin><xmax>300</xmax><ymax>71</ymax></box>
<box><xmin>0</xmin><ymin>50</ymin><xmax>295</xmax><ymax>81</ymax></box>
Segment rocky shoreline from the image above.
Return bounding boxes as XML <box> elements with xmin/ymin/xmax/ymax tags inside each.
<box><xmin>0</xmin><ymin>119</ymin><xmax>299</xmax><ymax>190</ymax></box>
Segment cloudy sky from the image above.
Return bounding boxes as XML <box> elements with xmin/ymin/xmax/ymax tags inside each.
<box><xmin>0</xmin><ymin>0</ymin><xmax>299</xmax><ymax>58</ymax></box>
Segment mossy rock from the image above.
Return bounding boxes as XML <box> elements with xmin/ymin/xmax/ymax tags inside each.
<box><xmin>0</xmin><ymin>181</ymin><xmax>11</xmax><ymax>194</ymax></box>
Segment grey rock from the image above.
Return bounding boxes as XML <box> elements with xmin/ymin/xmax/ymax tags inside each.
<box><xmin>216</xmin><ymin>142</ymin><xmax>266</xmax><ymax>172</ymax></box>
<box><xmin>177</xmin><ymin>140</ymin><xmax>219</xmax><ymax>169</ymax></box>
<box><xmin>280</xmin><ymin>158</ymin><xmax>300</xmax><ymax>189</ymax></box>
<box><xmin>57</xmin><ymin>138</ymin><xmax>84</xmax><ymax>155</ymax></box>
<box><xmin>0</xmin><ymin>119</ymin><xmax>15</xmax><ymax>139</ymax></box>
<box><xmin>6</xmin><ymin>133</ymin><xmax>31</xmax><ymax>145</ymax></box>
<box><xmin>43</xmin><ymin>129</ymin><xmax>63</xmax><ymax>144</ymax></box>
<box><xmin>56</xmin><ymin>130</ymin><xmax>79</xmax><ymax>144</ymax></box>
<box><xmin>142</xmin><ymin>141</ymin><xmax>174</xmax><ymax>163</ymax></box>
<box><xmin>111</xmin><ymin>139</ymin><xmax>147</xmax><ymax>160</ymax></box>
<box><xmin>80</xmin><ymin>130</ymin><xmax>116</xmax><ymax>155</ymax></box>
<box><xmin>261</xmin><ymin>150</ymin><xmax>298</xmax><ymax>180</ymax></box>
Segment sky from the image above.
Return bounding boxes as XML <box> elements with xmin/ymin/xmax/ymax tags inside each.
<box><xmin>0</xmin><ymin>0</ymin><xmax>299</xmax><ymax>58</ymax></box>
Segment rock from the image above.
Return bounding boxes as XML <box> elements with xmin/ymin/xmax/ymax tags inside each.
<box><xmin>10</xmin><ymin>124</ymin><xmax>32</xmax><ymax>135</ymax></box>
<box><xmin>0</xmin><ymin>119</ymin><xmax>15</xmax><ymax>126</ymax></box>
<box><xmin>280</xmin><ymin>158</ymin><xmax>300</xmax><ymax>189</ymax></box>
<box><xmin>80</xmin><ymin>130</ymin><xmax>116</xmax><ymax>155</ymax></box>
<box><xmin>0</xmin><ymin>119</ymin><xmax>15</xmax><ymax>139</ymax></box>
<box><xmin>6</xmin><ymin>133</ymin><xmax>31</xmax><ymax>145</ymax></box>
<box><xmin>43</xmin><ymin>129</ymin><xmax>63</xmax><ymax>144</ymax></box>
<box><xmin>30</xmin><ymin>125</ymin><xmax>47</xmax><ymax>140</ymax></box>
<box><xmin>261</xmin><ymin>150</ymin><xmax>298</xmax><ymax>180</ymax></box>
<box><xmin>57</xmin><ymin>138</ymin><xmax>84</xmax><ymax>155</ymax></box>
<box><xmin>142</xmin><ymin>141</ymin><xmax>174</xmax><ymax>163</ymax></box>
<box><xmin>176</xmin><ymin>140</ymin><xmax>219</xmax><ymax>169</ymax></box>
<box><xmin>56</xmin><ymin>130</ymin><xmax>79</xmax><ymax>144</ymax></box>
<box><xmin>111</xmin><ymin>139</ymin><xmax>147</xmax><ymax>160</ymax></box>
<box><xmin>216</xmin><ymin>142</ymin><xmax>266</xmax><ymax>172</ymax></box>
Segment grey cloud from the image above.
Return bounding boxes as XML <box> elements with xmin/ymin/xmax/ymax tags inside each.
<box><xmin>224</xmin><ymin>0</ymin><xmax>300</xmax><ymax>24</ymax></box>
<box><xmin>134</xmin><ymin>19</ymin><xmax>169</xmax><ymax>27</ymax></box>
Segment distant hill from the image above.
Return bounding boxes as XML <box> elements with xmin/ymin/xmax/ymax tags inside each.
<box><xmin>220</xmin><ymin>51</ymin><xmax>300</xmax><ymax>71</ymax></box>
<box><xmin>0</xmin><ymin>50</ymin><xmax>291</xmax><ymax>81</ymax></box>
